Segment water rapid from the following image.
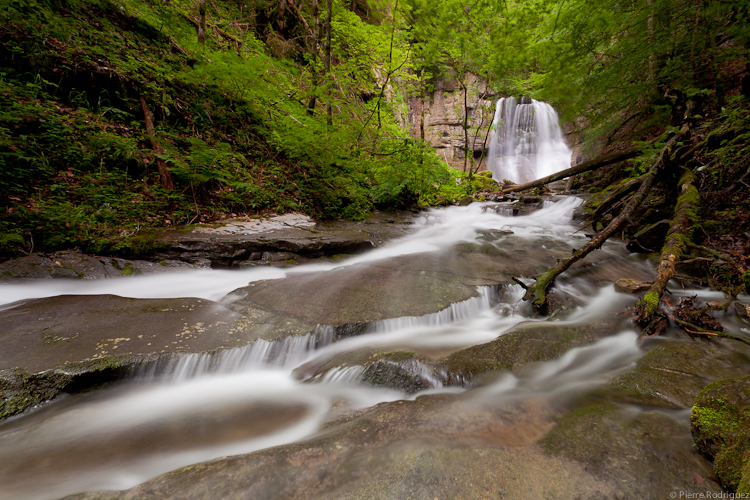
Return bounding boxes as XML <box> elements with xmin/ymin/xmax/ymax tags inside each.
<box><xmin>0</xmin><ymin>198</ymin><xmax>656</xmax><ymax>500</ymax></box>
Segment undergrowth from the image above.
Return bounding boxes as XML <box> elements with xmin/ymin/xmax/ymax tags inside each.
<box><xmin>0</xmin><ymin>0</ymin><xmax>471</xmax><ymax>257</ymax></box>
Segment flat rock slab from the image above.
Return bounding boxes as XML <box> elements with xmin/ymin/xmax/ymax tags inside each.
<box><xmin>65</xmin><ymin>391</ymin><xmax>720</xmax><ymax>500</ymax></box>
<box><xmin>0</xmin><ymin>294</ymin><xmax>314</xmax><ymax>374</ymax></box>
<box><xmin>231</xmin><ymin>263</ymin><xmax>480</xmax><ymax>325</ymax></box>
<box><xmin>0</xmin><ymin>251</ymin><xmax>209</xmax><ymax>282</ymax></box>
<box><xmin>227</xmin><ymin>237</ymin><xmax>646</xmax><ymax>326</ymax></box>
<box><xmin>160</xmin><ymin>211</ymin><xmax>419</xmax><ymax>265</ymax></box>
<box><xmin>609</xmin><ymin>337</ymin><xmax>750</xmax><ymax>408</ymax></box>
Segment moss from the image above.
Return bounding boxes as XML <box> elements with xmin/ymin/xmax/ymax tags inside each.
<box><xmin>121</xmin><ymin>262</ymin><xmax>136</xmax><ymax>275</ymax></box>
<box><xmin>539</xmin><ymin>400</ymin><xmax>621</xmax><ymax>460</ymax></box>
<box><xmin>691</xmin><ymin>375</ymin><xmax>750</xmax><ymax>492</ymax></box>
<box><xmin>639</xmin><ymin>290</ymin><xmax>660</xmax><ymax>316</ymax></box>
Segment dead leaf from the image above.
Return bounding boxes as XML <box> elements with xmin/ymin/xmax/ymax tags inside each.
<box><xmin>693</xmin><ymin>471</ymin><xmax>704</xmax><ymax>484</ymax></box>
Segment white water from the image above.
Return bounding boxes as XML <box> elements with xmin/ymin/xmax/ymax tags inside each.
<box><xmin>0</xmin><ymin>197</ymin><xmax>588</xmax><ymax>308</ymax></box>
<box><xmin>487</xmin><ymin>97</ymin><xmax>572</xmax><ymax>184</ymax></box>
<box><xmin>0</xmin><ymin>198</ymin><xmax>655</xmax><ymax>500</ymax></box>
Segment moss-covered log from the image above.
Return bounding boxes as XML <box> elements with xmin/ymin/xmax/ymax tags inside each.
<box><xmin>636</xmin><ymin>169</ymin><xmax>700</xmax><ymax>331</ymax></box>
<box><xmin>517</xmin><ymin>125</ymin><xmax>690</xmax><ymax>313</ymax></box>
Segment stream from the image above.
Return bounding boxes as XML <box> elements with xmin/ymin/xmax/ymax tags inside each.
<box><xmin>0</xmin><ymin>197</ymin><xmax>739</xmax><ymax>499</ymax></box>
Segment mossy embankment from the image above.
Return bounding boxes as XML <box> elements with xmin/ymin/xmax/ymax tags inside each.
<box><xmin>0</xmin><ymin>0</ymin><xmax>493</xmax><ymax>260</ymax></box>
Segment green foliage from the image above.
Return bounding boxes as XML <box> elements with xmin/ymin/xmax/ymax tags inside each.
<box><xmin>0</xmin><ymin>0</ymin><xmax>459</xmax><ymax>255</ymax></box>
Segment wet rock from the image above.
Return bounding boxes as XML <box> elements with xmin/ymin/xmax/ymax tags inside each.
<box><xmin>0</xmin><ymin>294</ymin><xmax>325</xmax><ymax>420</ymax></box>
<box><xmin>614</xmin><ymin>278</ymin><xmax>652</xmax><ymax>294</ymax></box>
<box><xmin>734</xmin><ymin>302</ymin><xmax>750</xmax><ymax>320</ymax></box>
<box><xmin>0</xmin><ymin>354</ymin><xmax>160</xmax><ymax>420</ymax></box>
<box><xmin>609</xmin><ymin>339</ymin><xmax>750</xmax><ymax>408</ymax></box>
<box><xmin>301</xmin><ymin>349</ymin><xmax>442</xmax><ymax>394</ymax></box>
<box><xmin>540</xmin><ymin>400</ymin><xmax>721</xmax><ymax>497</ymax></box>
<box><xmin>155</xmin><ymin>210</ymin><xmax>420</xmax><ymax>266</ymax></box>
<box><xmin>0</xmin><ymin>295</ymin><xmax>318</xmax><ymax>375</ymax></box>
<box><xmin>457</xmin><ymin>196</ymin><xmax>473</xmax><ymax>206</ymax></box>
<box><xmin>436</xmin><ymin>321</ymin><xmax>620</xmax><ymax>385</ymax></box>
<box><xmin>64</xmin><ymin>388</ymin><xmax>719</xmax><ymax>500</ymax></box>
<box><xmin>691</xmin><ymin>375</ymin><xmax>750</xmax><ymax>493</ymax></box>
<box><xmin>0</xmin><ymin>250</ymin><xmax>210</xmax><ymax>282</ymax></box>
<box><xmin>228</xmin><ymin>263</ymin><xmax>480</xmax><ymax>325</ymax></box>
<box><xmin>474</xmin><ymin>229</ymin><xmax>513</xmax><ymax>241</ymax></box>
<box><xmin>519</xmin><ymin>195</ymin><xmax>544</xmax><ymax>204</ymax></box>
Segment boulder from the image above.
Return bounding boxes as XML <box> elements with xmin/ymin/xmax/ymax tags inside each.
<box><xmin>614</xmin><ymin>278</ymin><xmax>652</xmax><ymax>294</ymax></box>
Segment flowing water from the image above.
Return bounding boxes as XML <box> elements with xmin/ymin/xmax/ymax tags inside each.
<box><xmin>0</xmin><ymin>198</ymin><xmax>659</xmax><ymax>500</ymax></box>
<box><xmin>487</xmin><ymin>97</ymin><xmax>572</xmax><ymax>184</ymax></box>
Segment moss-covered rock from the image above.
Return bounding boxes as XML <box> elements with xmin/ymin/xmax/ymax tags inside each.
<box><xmin>609</xmin><ymin>340</ymin><xmax>750</xmax><ymax>408</ymax></box>
<box><xmin>0</xmin><ymin>354</ymin><xmax>155</xmax><ymax>420</ymax></box>
<box><xmin>436</xmin><ymin>321</ymin><xmax>617</xmax><ymax>385</ymax></box>
<box><xmin>691</xmin><ymin>375</ymin><xmax>750</xmax><ymax>493</ymax></box>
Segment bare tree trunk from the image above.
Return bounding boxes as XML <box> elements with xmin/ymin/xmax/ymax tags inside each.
<box><xmin>139</xmin><ymin>95</ymin><xmax>174</xmax><ymax>191</ymax></box>
<box><xmin>647</xmin><ymin>0</ymin><xmax>655</xmax><ymax>82</ymax></box>
<box><xmin>197</xmin><ymin>0</ymin><xmax>207</xmax><ymax>44</ymax></box>
<box><xmin>420</xmin><ymin>85</ymin><xmax>425</xmax><ymax>141</ymax></box>
<box><xmin>307</xmin><ymin>0</ymin><xmax>319</xmax><ymax>116</ymax></box>
<box><xmin>493</xmin><ymin>139</ymin><xmax>659</xmax><ymax>195</ymax></box>
<box><xmin>325</xmin><ymin>0</ymin><xmax>332</xmax><ymax>126</ymax></box>
<box><xmin>460</xmin><ymin>77</ymin><xmax>469</xmax><ymax>172</ymax></box>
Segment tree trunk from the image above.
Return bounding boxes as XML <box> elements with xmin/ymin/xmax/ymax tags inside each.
<box><xmin>197</xmin><ymin>0</ymin><xmax>207</xmax><ymax>45</ymax></box>
<box><xmin>420</xmin><ymin>84</ymin><xmax>425</xmax><ymax>142</ymax></box>
<box><xmin>306</xmin><ymin>0</ymin><xmax>319</xmax><ymax>116</ymax></box>
<box><xmin>493</xmin><ymin>140</ymin><xmax>658</xmax><ymax>195</ymax></box>
<box><xmin>139</xmin><ymin>95</ymin><xmax>174</xmax><ymax>191</ymax></box>
<box><xmin>325</xmin><ymin>0</ymin><xmax>332</xmax><ymax>126</ymax></box>
<box><xmin>461</xmin><ymin>77</ymin><xmax>469</xmax><ymax>172</ymax></box>
<box><xmin>636</xmin><ymin>169</ymin><xmax>699</xmax><ymax>330</ymax></box>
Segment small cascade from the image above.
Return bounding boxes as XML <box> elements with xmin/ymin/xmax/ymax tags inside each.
<box><xmin>317</xmin><ymin>365</ymin><xmax>366</xmax><ymax>383</ymax></box>
<box><xmin>487</xmin><ymin>97</ymin><xmax>572</xmax><ymax>184</ymax></box>
<box><xmin>135</xmin><ymin>326</ymin><xmax>336</xmax><ymax>381</ymax></box>
<box><xmin>367</xmin><ymin>286</ymin><xmax>499</xmax><ymax>334</ymax></box>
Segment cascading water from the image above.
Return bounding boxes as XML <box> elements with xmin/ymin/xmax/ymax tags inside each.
<box><xmin>0</xmin><ymin>198</ymin><xmax>660</xmax><ymax>500</ymax></box>
<box><xmin>487</xmin><ymin>97</ymin><xmax>572</xmax><ymax>184</ymax></box>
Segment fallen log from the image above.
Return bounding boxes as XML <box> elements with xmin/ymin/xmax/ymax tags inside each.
<box><xmin>516</xmin><ymin>125</ymin><xmax>690</xmax><ymax>313</ymax></box>
<box><xmin>636</xmin><ymin>169</ymin><xmax>699</xmax><ymax>332</ymax></box>
<box><xmin>490</xmin><ymin>138</ymin><xmax>659</xmax><ymax>195</ymax></box>
<box><xmin>591</xmin><ymin>173</ymin><xmax>648</xmax><ymax>229</ymax></box>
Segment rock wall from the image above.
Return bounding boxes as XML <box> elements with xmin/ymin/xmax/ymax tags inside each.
<box><xmin>403</xmin><ymin>74</ymin><xmax>588</xmax><ymax>174</ymax></box>
<box><xmin>406</xmin><ymin>74</ymin><xmax>495</xmax><ymax>172</ymax></box>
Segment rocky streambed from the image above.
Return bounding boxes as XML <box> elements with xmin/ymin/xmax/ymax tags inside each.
<box><xmin>1</xmin><ymin>198</ymin><xmax>749</xmax><ymax>499</ymax></box>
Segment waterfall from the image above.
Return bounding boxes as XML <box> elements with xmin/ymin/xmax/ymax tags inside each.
<box><xmin>487</xmin><ymin>97</ymin><xmax>572</xmax><ymax>185</ymax></box>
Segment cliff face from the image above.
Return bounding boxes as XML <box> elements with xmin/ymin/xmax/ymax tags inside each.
<box><xmin>405</xmin><ymin>74</ymin><xmax>495</xmax><ymax>173</ymax></box>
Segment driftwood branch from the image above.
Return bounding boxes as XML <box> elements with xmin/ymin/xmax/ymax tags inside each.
<box><xmin>516</xmin><ymin>125</ymin><xmax>690</xmax><ymax>312</ymax></box>
<box><xmin>672</xmin><ymin>317</ymin><xmax>750</xmax><ymax>346</ymax></box>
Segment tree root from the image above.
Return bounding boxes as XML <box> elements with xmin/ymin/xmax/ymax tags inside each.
<box><xmin>672</xmin><ymin>317</ymin><xmax>750</xmax><ymax>346</ymax></box>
